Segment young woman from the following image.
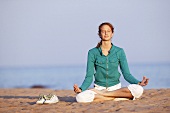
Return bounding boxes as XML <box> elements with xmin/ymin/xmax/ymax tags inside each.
<box><xmin>73</xmin><ymin>22</ymin><xmax>149</xmax><ymax>102</ymax></box>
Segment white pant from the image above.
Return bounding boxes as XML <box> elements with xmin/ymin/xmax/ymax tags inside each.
<box><xmin>76</xmin><ymin>83</ymin><xmax>143</xmax><ymax>103</ymax></box>
<box><xmin>94</xmin><ymin>83</ymin><xmax>121</xmax><ymax>91</ymax></box>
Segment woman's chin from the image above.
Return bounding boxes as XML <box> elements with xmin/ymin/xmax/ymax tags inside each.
<box><xmin>102</xmin><ymin>39</ymin><xmax>111</xmax><ymax>41</ymax></box>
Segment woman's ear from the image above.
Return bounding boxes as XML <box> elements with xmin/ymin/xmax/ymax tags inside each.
<box><xmin>111</xmin><ymin>32</ymin><xmax>114</xmax><ymax>37</ymax></box>
<box><xmin>98</xmin><ymin>33</ymin><xmax>101</xmax><ymax>38</ymax></box>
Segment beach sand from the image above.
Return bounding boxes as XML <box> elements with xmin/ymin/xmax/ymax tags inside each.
<box><xmin>0</xmin><ymin>88</ymin><xmax>169</xmax><ymax>113</ymax></box>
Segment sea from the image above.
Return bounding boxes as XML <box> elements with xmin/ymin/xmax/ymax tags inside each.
<box><xmin>0</xmin><ymin>63</ymin><xmax>170</xmax><ymax>90</ymax></box>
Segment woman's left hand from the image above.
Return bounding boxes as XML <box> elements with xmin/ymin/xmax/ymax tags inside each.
<box><xmin>139</xmin><ymin>76</ymin><xmax>149</xmax><ymax>86</ymax></box>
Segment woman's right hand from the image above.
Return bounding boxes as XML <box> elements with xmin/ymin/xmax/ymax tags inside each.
<box><xmin>73</xmin><ymin>84</ymin><xmax>82</xmax><ymax>93</ymax></box>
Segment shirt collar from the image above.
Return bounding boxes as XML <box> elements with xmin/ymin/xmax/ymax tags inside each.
<box><xmin>98</xmin><ymin>43</ymin><xmax>115</xmax><ymax>56</ymax></box>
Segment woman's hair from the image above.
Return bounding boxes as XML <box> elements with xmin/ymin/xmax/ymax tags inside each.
<box><xmin>96</xmin><ymin>22</ymin><xmax>114</xmax><ymax>48</ymax></box>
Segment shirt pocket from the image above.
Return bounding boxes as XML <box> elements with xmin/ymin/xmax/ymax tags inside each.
<box><xmin>95</xmin><ymin>58</ymin><xmax>106</xmax><ymax>67</ymax></box>
<box><xmin>109</xmin><ymin>57</ymin><xmax>119</xmax><ymax>67</ymax></box>
<box><xmin>95</xmin><ymin>59</ymin><xmax>105</xmax><ymax>64</ymax></box>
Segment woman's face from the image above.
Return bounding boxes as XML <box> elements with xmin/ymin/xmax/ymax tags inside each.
<box><xmin>99</xmin><ymin>25</ymin><xmax>113</xmax><ymax>41</ymax></box>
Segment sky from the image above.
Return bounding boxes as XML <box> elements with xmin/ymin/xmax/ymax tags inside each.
<box><xmin>0</xmin><ymin>0</ymin><xmax>170</xmax><ymax>67</ymax></box>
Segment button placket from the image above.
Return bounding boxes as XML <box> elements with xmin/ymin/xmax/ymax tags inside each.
<box><xmin>106</xmin><ymin>56</ymin><xmax>109</xmax><ymax>88</ymax></box>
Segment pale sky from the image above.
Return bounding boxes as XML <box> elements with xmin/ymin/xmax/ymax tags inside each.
<box><xmin>0</xmin><ymin>0</ymin><xmax>170</xmax><ymax>67</ymax></box>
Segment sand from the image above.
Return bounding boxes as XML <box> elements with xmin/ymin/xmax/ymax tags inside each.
<box><xmin>0</xmin><ymin>88</ymin><xmax>170</xmax><ymax>113</ymax></box>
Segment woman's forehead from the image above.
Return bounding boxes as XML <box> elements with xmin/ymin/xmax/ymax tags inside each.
<box><xmin>101</xmin><ymin>25</ymin><xmax>112</xmax><ymax>30</ymax></box>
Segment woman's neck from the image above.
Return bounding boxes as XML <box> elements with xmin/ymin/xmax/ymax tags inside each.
<box><xmin>101</xmin><ymin>41</ymin><xmax>112</xmax><ymax>50</ymax></box>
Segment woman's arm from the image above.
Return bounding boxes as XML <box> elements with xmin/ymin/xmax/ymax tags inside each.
<box><xmin>119</xmin><ymin>49</ymin><xmax>140</xmax><ymax>84</ymax></box>
<box><xmin>79</xmin><ymin>50</ymin><xmax>95</xmax><ymax>91</ymax></box>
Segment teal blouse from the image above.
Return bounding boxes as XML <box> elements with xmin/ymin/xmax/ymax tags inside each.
<box><xmin>80</xmin><ymin>44</ymin><xmax>140</xmax><ymax>91</ymax></box>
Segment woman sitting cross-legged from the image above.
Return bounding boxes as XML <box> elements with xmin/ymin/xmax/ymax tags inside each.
<box><xmin>73</xmin><ymin>22</ymin><xmax>149</xmax><ymax>102</ymax></box>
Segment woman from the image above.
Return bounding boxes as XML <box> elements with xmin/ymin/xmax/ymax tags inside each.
<box><xmin>73</xmin><ymin>22</ymin><xmax>149</xmax><ymax>102</ymax></box>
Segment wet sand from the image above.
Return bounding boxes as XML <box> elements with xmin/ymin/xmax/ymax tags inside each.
<box><xmin>0</xmin><ymin>88</ymin><xmax>170</xmax><ymax>113</ymax></box>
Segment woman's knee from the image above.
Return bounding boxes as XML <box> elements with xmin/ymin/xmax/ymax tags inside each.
<box><xmin>76</xmin><ymin>90</ymin><xmax>96</xmax><ymax>103</ymax></box>
<box><xmin>127</xmin><ymin>84</ymin><xmax>144</xmax><ymax>100</ymax></box>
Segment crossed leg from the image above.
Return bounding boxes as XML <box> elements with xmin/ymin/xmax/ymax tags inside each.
<box><xmin>93</xmin><ymin>94</ymin><xmax>115</xmax><ymax>102</ymax></box>
<box><xmin>90</xmin><ymin>87</ymin><xmax>133</xmax><ymax>102</ymax></box>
